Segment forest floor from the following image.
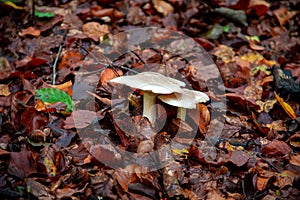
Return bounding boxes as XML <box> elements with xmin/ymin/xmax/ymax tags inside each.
<box><xmin>0</xmin><ymin>0</ymin><xmax>300</xmax><ymax>199</ymax></box>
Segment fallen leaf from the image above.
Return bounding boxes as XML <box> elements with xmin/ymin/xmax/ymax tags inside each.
<box><xmin>288</xmin><ymin>134</ymin><xmax>300</xmax><ymax>148</ymax></box>
<box><xmin>248</xmin><ymin>0</ymin><xmax>270</xmax><ymax>17</ymax></box>
<box><xmin>47</xmin><ymin>80</ymin><xmax>73</xmax><ymax>96</ymax></box>
<box><xmin>20</xmin><ymin>26</ymin><xmax>41</xmax><ymax>37</ymax></box>
<box><xmin>206</xmin><ymin>189</ymin><xmax>226</xmax><ymax>200</ymax></box>
<box><xmin>64</xmin><ymin>110</ymin><xmax>101</xmax><ymax>129</ymax></box>
<box><xmin>212</xmin><ymin>45</ymin><xmax>235</xmax><ymax>63</ymax></box>
<box><xmin>26</xmin><ymin>179</ymin><xmax>52</xmax><ymax>199</ymax></box>
<box><xmin>82</xmin><ymin>22</ymin><xmax>110</xmax><ymax>40</ymax></box>
<box><xmin>100</xmin><ymin>68</ymin><xmax>123</xmax><ymax>85</ymax></box>
<box><xmin>290</xmin><ymin>154</ymin><xmax>300</xmax><ymax>167</ymax></box>
<box><xmin>262</xmin><ymin>140</ymin><xmax>292</xmax><ymax>157</ymax></box>
<box><xmin>256</xmin><ymin>176</ymin><xmax>270</xmax><ymax>191</ymax></box>
<box><xmin>153</xmin><ymin>0</ymin><xmax>174</xmax><ymax>16</ymax></box>
<box><xmin>215</xmin><ymin>7</ymin><xmax>248</xmax><ymax>26</ymax></box>
<box><xmin>0</xmin><ymin>84</ymin><xmax>10</xmax><ymax>96</ymax></box>
<box><xmin>8</xmin><ymin>150</ymin><xmax>38</xmax><ymax>179</ymax></box>
<box><xmin>273</xmin><ymin>7</ymin><xmax>298</xmax><ymax>26</ymax></box>
<box><xmin>256</xmin><ymin>99</ymin><xmax>277</xmax><ymax>113</ymax></box>
<box><xmin>227</xmin><ymin>150</ymin><xmax>250</xmax><ymax>167</ymax></box>
<box><xmin>274</xmin><ymin>92</ymin><xmax>296</xmax><ymax>119</ymax></box>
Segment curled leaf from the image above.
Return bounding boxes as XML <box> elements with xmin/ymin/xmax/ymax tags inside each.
<box><xmin>274</xmin><ymin>92</ymin><xmax>296</xmax><ymax>119</ymax></box>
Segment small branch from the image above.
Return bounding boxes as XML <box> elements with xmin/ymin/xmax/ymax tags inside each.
<box><xmin>52</xmin><ymin>44</ymin><xmax>63</xmax><ymax>85</ymax></box>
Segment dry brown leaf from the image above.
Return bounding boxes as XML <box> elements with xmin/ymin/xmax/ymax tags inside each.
<box><xmin>64</xmin><ymin>110</ymin><xmax>101</xmax><ymax>129</ymax></box>
<box><xmin>82</xmin><ymin>22</ymin><xmax>110</xmax><ymax>40</ymax></box>
<box><xmin>212</xmin><ymin>45</ymin><xmax>235</xmax><ymax>63</ymax></box>
<box><xmin>206</xmin><ymin>189</ymin><xmax>226</xmax><ymax>200</ymax></box>
<box><xmin>20</xmin><ymin>26</ymin><xmax>41</xmax><ymax>37</ymax></box>
<box><xmin>153</xmin><ymin>0</ymin><xmax>174</xmax><ymax>16</ymax></box>
<box><xmin>100</xmin><ymin>68</ymin><xmax>123</xmax><ymax>85</ymax></box>
<box><xmin>256</xmin><ymin>176</ymin><xmax>270</xmax><ymax>191</ymax></box>
<box><xmin>290</xmin><ymin>154</ymin><xmax>300</xmax><ymax>167</ymax></box>
<box><xmin>249</xmin><ymin>38</ymin><xmax>265</xmax><ymax>50</ymax></box>
<box><xmin>289</xmin><ymin>134</ymin><xmax>300</xmax><ymax>148</ymax></box>
<box><xmin>273</xmin><ymin>7</ymin><xmax>298</xmax><ymax>26</ymax></box>
<box><xmin>0</xmin><ymin>84</ymin><xmax>10</xmax><ymax>96</ymax></box>
<box><xmin>262</xmin><ymin>140</ymin><xmax>292</xmax><ymax>157</ymax></box>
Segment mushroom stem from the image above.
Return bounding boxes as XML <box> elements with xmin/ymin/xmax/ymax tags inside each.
<box><xmin>143</xmin><ymin>91</ymin><xmax>157</xmax><ymax>124</ymax></box>
<box><xmin>177</xmin><ymin>107</ymin><xmax>186</xmax><ymax>121</ymax></box>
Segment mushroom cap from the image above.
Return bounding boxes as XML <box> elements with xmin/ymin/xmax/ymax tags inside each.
<box><xmin>157</xmin><ymin>88</ymin><xmax>209</xmax><ymax>109</ymax></box>
<box><xmin>110</xmin><ymin>72</ymin><xmax>185</xmax><ymax>94</ymax></box>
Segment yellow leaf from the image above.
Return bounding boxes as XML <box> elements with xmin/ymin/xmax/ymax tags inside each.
<box><xmin>3</xmin><ymin>1</ymin><xmax>24</xmax><ymax>10</ymax></box>
<box><xmin>275</xmin><ymin>92</ymin><xmax>296</xmax><ymax>119</ymax></box>
<box><xmin>0</xmin><ymin>84</ymin><xmax>10</xmax><ymax>96</ymax></box>
<box><xmin>172</xmin><ymin>148</ymin><xmax>189</xmax><ymax>159</ymax></box>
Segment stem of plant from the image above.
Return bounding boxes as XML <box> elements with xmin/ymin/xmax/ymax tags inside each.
<box><xmin>177</xmin><ymin>107</ymin><xmax>186</xmax><ymax>121</ymax></box>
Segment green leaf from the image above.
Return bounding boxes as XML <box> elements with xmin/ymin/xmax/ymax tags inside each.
<box><xmin>35</xmin><ymin>88</ymin><xmax>74</xmax><ymax>113</ymax></box>
<box><xmin>34</xmin><ymin>10</ymin><xmax>55</xmax><ymax>18</ymax></box>
<box><xmin>252</xmin><ymin>65</ymin><xmax>271</xmax><ymax>75</ymax></box>
<box><xmin>245</xmin><ymin>35</ymin><xmax>260</xmax><ymax>42</ymax></box>
<box><xmin>223</xmin><ymin>23</ymin><xmax>231</xmax><ymax>33</ymax></box>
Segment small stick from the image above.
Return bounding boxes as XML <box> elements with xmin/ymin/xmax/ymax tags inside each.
<box><xmin>52</xmin><ymin>44</ymin><xmax>63</xmax><ymax>85</ymax></box>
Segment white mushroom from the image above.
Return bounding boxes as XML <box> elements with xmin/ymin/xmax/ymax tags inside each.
<box><xmin>158</xmin><ymin>88</ymin><xmax>209</xmax><ymax>121</ymax></box>
<box><xmin>110</xmin><ymin>72</ymin><xmax>185</xmax><ymax>124</ymax></box>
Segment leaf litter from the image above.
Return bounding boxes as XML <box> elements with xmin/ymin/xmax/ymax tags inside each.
<box><xmin>0</xmin><ymin>0</ymin><xmax>299</xmax><ymax>199</ymax></box>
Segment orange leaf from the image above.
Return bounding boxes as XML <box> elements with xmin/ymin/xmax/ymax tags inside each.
<box><xmin>57</xmin><ymin>51</ymin><xmax>82</xmax><ymax>70</ymax></box>
<box><xmin>256</xmin><ymin>176</ymin><xmax>269</xmax><ymax>191</ymax></box>
<box><xmin>100</xmin><ymin>68</ymin><xmax>123</xmax><ymax>85</ymax></box>
<box><xmin>47</xmin><ymin>80</ymin><xmax>73</xmax><ymax>96</ymax></box>
<box><xmin>274</xmin><ymin>92</ymin><xmax>296</xmax><ymax>119</ymax></box>
<box><xmin>20</xmin><ymin>27</ymin><xmax>41</xmax><ymax>37</ymax></box>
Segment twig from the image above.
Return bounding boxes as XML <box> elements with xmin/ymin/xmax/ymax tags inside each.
<box><xmin>52</xmin><ymin>44</ymin><xmax>63</xmax><ymax>85</ymax></box>
<box><xmin>52</xmin><ymin>31</ymin><xmax>67</xmax><ymax>85</ymax></box>
<box><xmin>257</xmin><ymin>153</ymin><xmax>280</xmax><ymax>173</ymax></box>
